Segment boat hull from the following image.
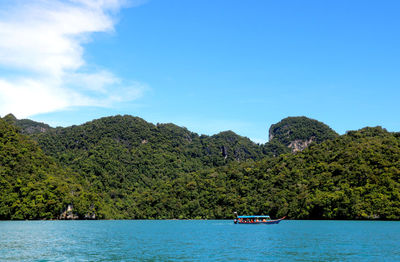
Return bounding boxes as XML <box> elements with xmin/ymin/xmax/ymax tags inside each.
<box><xmin>234</xmin><ymin>217</ymin><xmax>286</xmax><ymax>225</ymax></box>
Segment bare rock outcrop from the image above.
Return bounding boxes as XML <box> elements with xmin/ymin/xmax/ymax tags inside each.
<box><xmin>59</xmin><ymin>204</ymin><xmax>79</xmax><ymax>220</ymax></box>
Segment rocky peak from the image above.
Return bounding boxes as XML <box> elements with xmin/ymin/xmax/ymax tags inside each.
<box><xmin>268</xmin><ymin>116</ymin><xmax>338</xmax><ymax>153</ymax></box>
<box><xmin>1</xmin><ymin>114</ymin><xmax>52</xmax><ymax>135</ymax></box>
<box><xmin>3</xmin><ymin>113</ymin><xmax>17</xmax><ymax>122</ymax></box>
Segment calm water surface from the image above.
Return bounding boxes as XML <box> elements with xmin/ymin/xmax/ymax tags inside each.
<box><xmin>1</xmin><ymin>220</ymin><xmax>399</xmax><ymax>261</ymax></box>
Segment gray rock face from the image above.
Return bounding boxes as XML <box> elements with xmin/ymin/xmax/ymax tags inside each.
<box><xmin>221</xmin><ymin>146</ymin><xmax>228</xmax><ymax>159</ymax></box>
<box><xmin>84</xmin><ymin>213</ymin><xmax>96</xmax><ymax>219</ymax></box>
<box><xmin>288</xmin><ymin>137</ymin><xmax>315</xmax><ymax>152</ymax></box>
<box><xmin>59</xmin><ymin>204</ymin><xmax>79</xmax><ymax>220</ymax></box>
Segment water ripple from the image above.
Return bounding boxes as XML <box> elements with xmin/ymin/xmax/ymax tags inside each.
<box><xmin>1</xmin><ymin>220</ymin><xmax>399</xmax><ymax>261</ymax></box>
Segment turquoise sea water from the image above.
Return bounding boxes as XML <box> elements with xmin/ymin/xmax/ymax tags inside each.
<box><xmin>1</xmin><ymin>220</ymin><xmax>399</xmax><ymax>261</ymax></box>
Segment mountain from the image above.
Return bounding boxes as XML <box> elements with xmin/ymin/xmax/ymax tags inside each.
<box><xmin>268</xmin><ymin>116</ymin><xmax>339</xmax><ymax>153</ymax></box>
<box><xmin>0</xmin><ymin>118</ymin><xmax>96</xmax><ymax>219</ymax></box>
<box><xmin>2</xmin><ymin>113</ymin><xmax>53</xmax><ymax>135</ymax></box>
<box><xmin>27</xmin><ymin>115</ymin><xmax>266</xmax><ymax>218</ymax></box>
<box><xmin>3</xmin><ymin>113</ymin><xmax>398</xmax><ymax>220</ymax></box>
<box><xmin>174</xmin><ymin>126</ymin><xmax>399</xmax><ymax>219</ymax></box>
<box><xmin>32</xmin><ymin>115</ymin><xmax>265</xmax><ymax>170</ymax></box>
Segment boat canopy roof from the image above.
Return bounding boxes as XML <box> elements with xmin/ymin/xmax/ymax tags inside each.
<box><xmin>237</xmin><ymin>215</ymin><xmax>270</xmax><ymax>219</ymax></box>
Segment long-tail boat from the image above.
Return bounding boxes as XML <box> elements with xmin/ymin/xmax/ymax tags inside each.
<box><xmin>233</xmin><ymin>212</ymin><xmax>286</xmax><ymax>224</ymax></box>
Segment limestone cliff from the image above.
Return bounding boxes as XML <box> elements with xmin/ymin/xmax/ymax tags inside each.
<box><xmin>268</xmin><ymin>116</ymin><xmax>338</xmax><ymax>153</ymax></box>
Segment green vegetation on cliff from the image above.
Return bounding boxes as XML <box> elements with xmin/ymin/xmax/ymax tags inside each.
<box><xmin>166</xmin><ymin>127</ymin><xmax>399</xmax><ymax>219</ymax></box>
<box><xmin>30</xmin><ymin>115</ymin><xmax>265</xmax><ymax>218</ymax></box>
<box><xmin>268</xmin><ymin>116</ymin><xmax>339</xmax><ymax>154</ymax></box>
<box><xmin>0</xmin><ymin>118</ymin><xmax>99</xmax><ymax>219</ymax></box>
<box><xmin>1</xmin><ymin>114</ymin><xmax>399</xmax><ymax>220</ymax></box>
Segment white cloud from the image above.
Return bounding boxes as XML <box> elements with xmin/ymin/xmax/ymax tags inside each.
<box><xmin>0</xmin><ymin>78</ymin><xmax>74</xmax><ymax>117</ymax></box>
<box><xmin>67</xmin><ymin>71</ymin><xmax>121</xmax><ymax>94</ymax></box>
<box><xmin>0</xmin><ymin>0</ymin><xmax>146</xmax><ymax>118</ymax></box>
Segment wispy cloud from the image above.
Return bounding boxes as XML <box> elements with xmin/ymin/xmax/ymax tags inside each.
<box><xmin>0</xmin><ymin>0</ymin><xmax>146</xmax><ymax>118</ymax></box>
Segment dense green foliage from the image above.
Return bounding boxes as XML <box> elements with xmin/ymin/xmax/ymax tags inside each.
<box><xmin>92</xmin><ymin>126</ymin><xmax>400</xmax><ymax>220</ymax></box>
<box><xmin>0</xmin><ymin>118</ymin><xmax>98</xmax><ymax>219</ymax></box>
<box><xmin>1</xmin><ymin>114</ymin><xmax>399</xmax><ymax>220</ymax></box>
<box><xmin>34</xmin><ymin>115</ymin><xmax>265</xmax><ymax>167</ymax></box>
<box><xmin>30</xmin><ymin>115</ymin><xmax>266</xmax><ymax>218</ymax></box>
<box><xmin>268</xmin><ymin>116</ymin><xmax>338</xmax><ymax>154</ymax></box>
<box><xmin>160</xmin><ymin>127</ymin><xmax>399</xmax><ymax>219</ymax></box>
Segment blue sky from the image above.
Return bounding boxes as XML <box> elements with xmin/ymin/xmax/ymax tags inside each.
<box><xmin>0</xmin><ymin>0</ymin><xmax>399</xmax><ymax>143</ymax></box>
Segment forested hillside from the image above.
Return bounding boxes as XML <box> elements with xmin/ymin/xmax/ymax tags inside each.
<box><xmin>0</xmin><ymin>119</ymin><xmax>97</xmax><ymax>219</ymax></box>
<box><xmin>33</xmin><ymin>115</ymin><xmax>265</xmax><ymax>168</ymax></box>
<box><xmin>161</xmin><ymin>127</ymin><xmax>399</xmax><ymax>219</ymax></box>
<box><xmin>28</xmin><ymin>115</ymin><xmax>268</xmax><ymax>218</ymax></box>
<box><xmin>1</xmin><ymin>114</ymin><xmax>399</xmax><ymax>220</ymax></box>
<box><xmin>32</xmin><ymin>115</ymin><xmax>265</xmax><ymax>183</ymax></box>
